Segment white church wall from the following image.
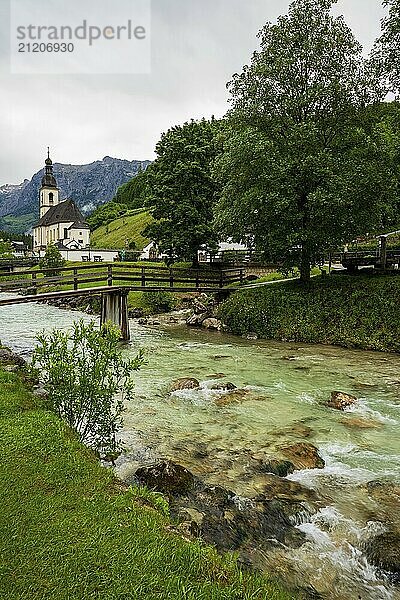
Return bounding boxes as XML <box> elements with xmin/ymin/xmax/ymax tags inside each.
<box><xmin>59</xmin><ymin>249</ymin><xmax>119</xmax><ymax>262</ymax></box>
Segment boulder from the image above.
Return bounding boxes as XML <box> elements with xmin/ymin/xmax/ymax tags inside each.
<box><xmin>259</xmin><ymin>473</ymin><xmax>320</xmax><ymax>503</ymax></box>
<box><xmin>210</xmin><ymin>382</ymin><xmax>237</xmax><ymax>391</ymax></box>
<box><xmin>135</xmin><ymin>460</ymin><xmax>195</xmax><ymax>496</ymax></box>
<box><xmin>186</xmin><ymin>313</ymin><xmax>208</xmax><ymax>327</ymax></box>
<box><xmin>214</xmin><ymin>389</ymin><xmax>251</xmax><ymax>406</ymax></box>
<box><xmin>327</xmin><ymin>391</ymin><xmax>357</xmax><ymax>411</ymax></box>
<box><xmin>363</xmin><ymin>532</ymin><xmax>400</xmax><ymax>583</ymax></box>
<box><xmin>365</xmin><ymin>480</ymin><xmax>400</xmax><ymax>507</ymax></box>
<box><xmin>261</xmin><ymin>459</ymin><xmax>296</xmax><ymax>477</ymax></box>
<box><xmin>280</xmin><ymin>442</ymin><xmax>325</xmax><ymax>470</ymax></box>
<box><xmin>170</xmin><ymin>378</ymin><xmax>200</xmax><ymax>392</ymax></box>
<box><xmin>341</xmin><ymin>417</ymin><xmax>382</xmax><ymax>429</ymax></box>
<box><xmin>202</xmin><ymin>318</ymin><xmax>222</xmax><ymax>331</ymax></box>
<box><xmin>193</xmin><ymin>300</ymin><xmax>208</xmax><ymax>315</ymax></box>
<box><xmin>0</xmin><ymin>348</ymin><xmax>26</xmax><ymax>367</ymax></box>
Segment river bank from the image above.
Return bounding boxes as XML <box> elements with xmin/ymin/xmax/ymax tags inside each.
<box><xmin>219</xmin><ymin>273</ymin><xmax>400</xmax><ymax>353</ymax></box>
<box><xmin>0</xmin><ymin>348</ymin><xmax>294</xmax><ymax>600</ymax></box>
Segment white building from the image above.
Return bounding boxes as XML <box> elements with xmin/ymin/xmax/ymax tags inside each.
<box><xmin>33</xmin><ymin>150</ymin><xmax>90</xmax><ymax>253</ymax></box>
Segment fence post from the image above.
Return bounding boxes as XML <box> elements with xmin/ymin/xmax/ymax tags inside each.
<box><xmin>31</xmin><ymin>272</ymin><xmax>37</xmax><ymax>295</ymax></box>
<box><xmin>219</xmin><ymin>270</ymin><xmax>224</xmax><ymax>288</ymax></box>
<box><xmin>196</xmin><ymin>270</ymin><xmax>200</xmax><ymax>289</ymax></box>
<box><xmin>73</xmin><ymin>268</ymin><xmax>78</xmax><ymax>291</ymax></box>
<box><xmin>240</xmin><ymin>269</ymin><xmax>244</xmax><ymax>285</ymax></box>
<box><xmin>107</xmin><ymin>264</ymin><xmax>113</xmax><ymax>287</ymax></box>
<box><xmin>169</xmin><ymin>268</ymin><xmax>174</xmax><ymax>288</ymax></box>
<box><xmin>141</xmin><ymin>266</ymin><xmax>145</xmax><ymax>287</ymax></box>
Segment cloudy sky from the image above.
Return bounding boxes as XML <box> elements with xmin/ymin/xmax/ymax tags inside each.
<box><xmin>0</xmin><ymin>0</ymin><xmax>387</xmax><ymax>185</ymax></box>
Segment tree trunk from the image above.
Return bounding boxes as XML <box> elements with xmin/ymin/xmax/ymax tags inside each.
<box><xmin>300</xmin><ymin>244</ymin><xmax>311</xmax><ymax>282</ymax></box>
<box><xmin>192</xmin><ymin>254</ymin><xmax>200</xmax><ymax>268</ymax></box>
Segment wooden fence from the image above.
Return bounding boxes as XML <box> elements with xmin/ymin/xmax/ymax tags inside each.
<box><xmin>0</xmin><ymin>263</ymin><xmax>244</xmax><ymax>295</ymax></box>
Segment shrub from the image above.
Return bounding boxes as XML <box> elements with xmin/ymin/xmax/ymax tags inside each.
<box><xmin>39</xmin><ymin>244</ymin><xmax>66</xmax><ymax>276</ymax></box>
<box><xmin>143</xmin><ymin>291</ymin><xmax>176</xmax><ymax>314</ymax></box>
<box><xmin>31</xmin><ymin>320</ymin><xmax>144</xmax><ymax>457</ymax></box>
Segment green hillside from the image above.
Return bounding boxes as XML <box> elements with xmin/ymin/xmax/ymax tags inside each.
<box><xmin>91</xmin><ymin>210</ymin><xmax>153</xmax><ymax>250</ymax></box>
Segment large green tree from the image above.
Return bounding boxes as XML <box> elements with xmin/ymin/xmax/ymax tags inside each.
<box><xmin>144</xmin><ymin>119</ymin><xmax>221</xmax><ymax>266</ymax></box>
<box><xmin>373</xmin><ymin>0</ymin><xmax>400</xmax><ymax>97</ymax></box>
<box><xmin>215</xmin><ymin>0</ymin><xmax>392</xmax><ymax>280</ymax></box>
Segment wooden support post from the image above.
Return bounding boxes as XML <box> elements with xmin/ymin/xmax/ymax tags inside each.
<box><xmin>107</xmin><ymin>264</ymin><xmax>113</xmax><ymax>286</ymax></box>
<box><xmin>73</xmin><ymin>268</ymin><xmax>78</xmax><ymax>291</ymax></box>
<box><xmin>31</xmin><ymin>272</ymin><xmax>37</xmax><ymax>295</ymax></box>
<box><xmin>169</xmin><ymin>268</ymin><xmax>174</xmax><ymax>288</ymax></box>
<box><xmin>379</xmin><ymin>236</ymin><xmax>388</xmax><ymax>270</ymax></box>
<box><xmin>196</xmin><ymin>270</ymin><xmax>200</xmax><ymax>289</ymax></box>
<box><xmin>240</xmin><ymin>269</ymin><xmax>244</xmax><ymax>284</ymax></box>
<box><xmin>141</xmin><ymin>267</ymin><xmax>145</xmax><ymax>287</ymax></box>
<box><xmin>100</xmin><ymin>290</ymin><xmax>130</xmax><ymax>341</ymax></box>
<box><xmin>219</xmin><ymin>270</ymin><xmax>224</xmax><ymax>288</ymax></box>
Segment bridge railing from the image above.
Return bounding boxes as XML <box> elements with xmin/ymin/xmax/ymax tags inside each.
<box><xmin>0</xmin><ymin>263</ymin><xmax>244</xmax><ymax>295</ymax></box>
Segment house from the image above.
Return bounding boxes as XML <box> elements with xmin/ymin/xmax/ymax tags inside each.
<box><xmin>139</xmin><ymin>242</ymin><xmax>169</xmax><ymax>261</ymax></box>
<box><xmin>198</xmin><ymin>240</ymin><xmax>249</xmax><ymax>263</ymax></box>
<box><xmin>32</xmin><ymin>150</ymin><xmax>90</xmax><ymax>254</ymax></box>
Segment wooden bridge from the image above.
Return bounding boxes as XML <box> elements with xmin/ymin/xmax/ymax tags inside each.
<box><xmin>0</xmin><ymin>263</ymin><xmax>244</xmax><ymax>340</ymax></box>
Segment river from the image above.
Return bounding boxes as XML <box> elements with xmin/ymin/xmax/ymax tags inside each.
<box><xmin>1</xmin><ymin>296</ymin><xmax>399</xmax><ymax>600</ymax></box>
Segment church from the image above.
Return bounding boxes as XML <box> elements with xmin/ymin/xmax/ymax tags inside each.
<box><xmin>33</xmin><ymin>150</ymin><xmax>90</xmax><ymax>253</ymax></box>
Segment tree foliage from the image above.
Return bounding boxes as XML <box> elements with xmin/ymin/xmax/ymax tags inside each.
<box><xmin>38</xmin><ymin>243</ymin><xmax>66</xmax><ymax>276</ymax></box>
<box><xmin>114</xmin><ymin>168</ymin><xmax>151</xmax><ymax>209</ymax></box>
<box><xmin>88</xmin><ymin>169</ymin><xmax>151</xmax><ymax>231</ymax></box>
<box><xmin>144</xmin><ymin>119</ymin><xmax>221</xmax><ymax>266</ymax></box>
<box><xmin>215</xmin><ymin>0</ymin><xmax>392</xmax><ymax>279</ymax></box>
<box><xmin>31</xmin><ymin>320</ymin><xmax>143</xmax><ymax>457</ymax></box>
<box><xmin>0</xmin><ymin>239</ymin><xmax>13</xmax><ymax>258</ymax></box>
<box><xmin>373</xmin><ymin>0</ymin><xmax>400</xmax><ymax>97</ymax></box>
<box><xmin>87</xmin><ymin>202</ymin><xmax>127</xmax><ymax>231</ymax></box>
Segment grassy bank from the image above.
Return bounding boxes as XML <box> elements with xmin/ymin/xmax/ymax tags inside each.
<box><xmin>219</xmin><ymin>274</ymin><xmax>400</xmax><ymax>353</ymax></box>
<box><xmin>0</xmin><ymin>363</ymin><xmax>293</xmax><ymax>600</ymax></box>
<box><xmin>91</xmin><ymin>210</ymin><xmax>153</xmax><ymax>250</ymax></box>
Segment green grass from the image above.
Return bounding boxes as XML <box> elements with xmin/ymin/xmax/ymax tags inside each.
<box><xmin>0</xmin><ymin>365</ymin><xmax>294</xmax><ymax>600</ymax></box>
<box><xmin>219</xmin><ymin>273</ymin><xmax>400</xmax><ymax>353</ymax></box>
<box><xmin>91</xmin><ymin>211</ymin><xmax>153</xmax><ymax>250</ymax></box>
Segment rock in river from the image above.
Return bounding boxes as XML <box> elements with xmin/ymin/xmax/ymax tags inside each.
<box><xmin>280</xmin><ymin>442</ymin><xmax>325</xmax><ymax>470</ymax></box>
<box><xmin>170</xmin><ymin>378</ymin><xmax>200</xmax><ymax>392</ymax></box>
<box><xmin>327</xmin><ymin>391</ymin><xmax>357</xmax><ymax>411</ymax></box>
<box><xmin>210</xmin><ymin>382</ymin><xmax>237</xmax><ymax>391</ymax></box>
<box><xmin>363</xmin><ymin>532</ymin><xmax>400</xmax><ymax>584</ymax></box>
<box><xmin>135</xmin><ymin>460</ymin><xmax>195</xmax><ymax>496</ymax></box>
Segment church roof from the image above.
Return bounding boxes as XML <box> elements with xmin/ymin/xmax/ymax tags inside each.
<box><xmin>36</xmin><ymin>199</ymin><xmax>88</xmax><ymax>227</ymax></box>
<box><xmin>68</xmin><ymin>221</ymin><xmax>91</xmax><ymax>230</ymax></box>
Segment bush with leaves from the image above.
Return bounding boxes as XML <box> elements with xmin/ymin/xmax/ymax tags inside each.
<box><xmin>38</xmin><ymin>243</ymin><xmax>66</xmax><ymax>276</ymax></box>
<box><xmin>142</xmin><ymin>291</ymin><xmax>176</xmax><ymax>314</ymax></box>
<box><xmin>0</xmin><ymin>239</ymin><xmax>13</xmax><ymax>259</ymax></box>
<box><xmin>31</xmin><ymin>320</ymin><xmax>144</xmax><ymax>458</ymax></box>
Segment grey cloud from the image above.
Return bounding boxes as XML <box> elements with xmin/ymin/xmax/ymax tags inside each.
<box><xmin>0</xmin><ymin>0</ymin><xmax>387</xmax><ymax>184</ymax></box>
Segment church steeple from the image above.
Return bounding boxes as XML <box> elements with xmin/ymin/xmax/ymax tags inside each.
<box><xmin>39</xmin><ymin>148</ymin><xmax>60</xmax><ymax>218</ymax></box>
<box><xmin>41</xmin><ymin>147</ymin><xmax>58</xmax><ymax>189</ymax></box>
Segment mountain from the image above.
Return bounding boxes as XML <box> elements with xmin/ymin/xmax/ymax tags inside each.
<box><xmin>0</xmin><ymin>156</ymin><xmax>151</xmax><ymax>233</ymax></box>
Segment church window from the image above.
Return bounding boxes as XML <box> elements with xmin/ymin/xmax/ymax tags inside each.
<box><xmin>49</xmin><ymin>193</ymin><xmax>54</xmax><ymax>203</ymax></box>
